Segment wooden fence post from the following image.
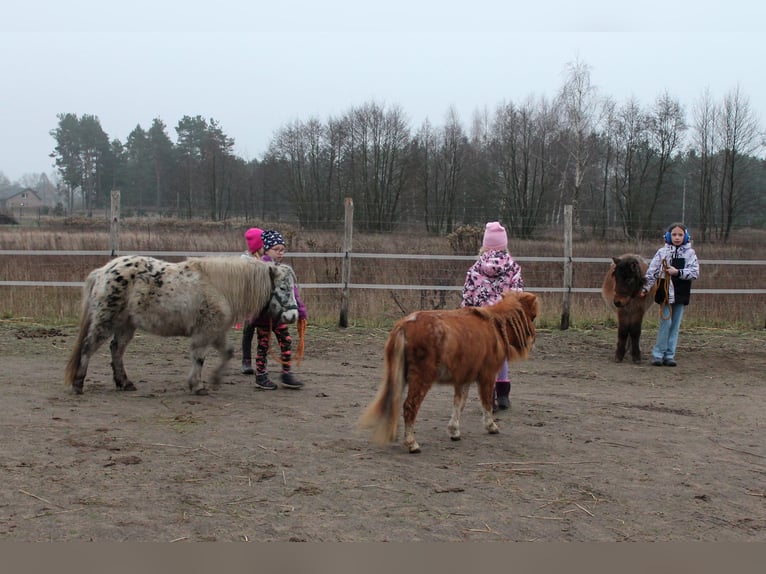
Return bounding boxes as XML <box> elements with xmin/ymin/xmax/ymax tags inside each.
<box><xmin>110</xmin><ymin>190</ymin><xmax>121</xmax><ymax>257</ymax></box>
<box><xmin>560</xmin><ymin>204</ymin><xmax>573</xmax><ymax>330</ymax></box>
<box><xmin>339</xmin><ymin>198</ymin><xmax>354</xmax><ymax>328</ymax></box>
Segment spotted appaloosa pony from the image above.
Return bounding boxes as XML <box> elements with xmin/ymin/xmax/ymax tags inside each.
<box><xmin>65</xmin><ymin>255</ymin><xmax>298</xmax><ymax>395</ymax></box>
<box><xmin>601</xmin><ymin>254</ymin><xmax>657</xmax><ymax>363</ymax></box>
<box><xmin>360</xmin><ymin>290</ymin><xmax>539</xmax><ymax>454</ymax></box>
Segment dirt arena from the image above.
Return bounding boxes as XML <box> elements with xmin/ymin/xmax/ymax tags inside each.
<box><xmin>1</xmin><ymin>320</ymin><xmax>764</xmax><ymax>541</ymax></box>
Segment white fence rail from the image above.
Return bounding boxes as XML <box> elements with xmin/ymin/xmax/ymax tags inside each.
<box><xmin>2</xmin><ymin>250</ymin><xmax>766</xmax><ymax>295</ymax></box>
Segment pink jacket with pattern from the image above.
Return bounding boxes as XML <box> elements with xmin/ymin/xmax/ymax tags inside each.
<box><xmin>461</xmin><ymin>249</ymin><xmax>524</xmax><ymax>308</ymax></box>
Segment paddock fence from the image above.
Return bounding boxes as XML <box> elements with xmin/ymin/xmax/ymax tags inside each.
<box><xmin>1</xmin><ymin>249</ymin><xmax>765</xmax><ymax>328</ymax></box>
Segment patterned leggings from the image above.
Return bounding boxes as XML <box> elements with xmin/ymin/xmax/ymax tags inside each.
<box><xmin>255</xmin><ymin>323</ymin><xmax>292</xmax><ymax>376</ymax></box>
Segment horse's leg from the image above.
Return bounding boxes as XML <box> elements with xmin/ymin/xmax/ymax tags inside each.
<box><xmin>615</xmin><ymin>313</ymin><xmax>629</xmax><ymax>362</ymax></box>
<box><xmin>628</xmin><ymin>312</ymin><xmax>644</xmax><ymax>363</ymax></box>
<box><xmin>187</xmin><ymin>335</ymin><xmax>209</xmax><ymax>395</ymax></box>
<box><xmin>477</xmin><ymin>377</ymin><xmax>500</xmax><ymax>434</ymax></box>
<box><xmin>208</xmin><ymin>331</ymin><xmax>234</xmax><ymax>390</ymax></box>
<box><xmin>72</xmin><ymin>319</ymin><xmax>113</xmax><ymax>395</ymax></box>
<box><xmin>402</xmin><ymin>378</ymin><xmax>431</xmax><ymax>454</ymax></box>
<box><xmin>110</xmin><ymin>325</ymin><xmax>136</xmax><ymax>391</ymax></box>
<box><xmin>447</xmin><ymin>384</ymin><xmax>471</xmax><ymax>441</ymax></box>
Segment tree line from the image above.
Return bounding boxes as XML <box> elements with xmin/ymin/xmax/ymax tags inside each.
<box><xmin>44</xmin><ymin>62</ymin><xmax>765</xmax><ymax>241</ymax></box>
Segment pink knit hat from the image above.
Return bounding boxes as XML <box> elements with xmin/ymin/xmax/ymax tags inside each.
<box><xmin>482</xmin><ymin>221</ymin><xmax>508</xmax><ymax>250</ymax></box>
<box><xmin>244</xmin><ymin>227</ymin><xmax>264</xmax><ymax>253</ymax></box>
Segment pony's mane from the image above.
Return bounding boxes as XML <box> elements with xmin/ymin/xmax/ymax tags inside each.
<box><xmin>470</xmin><ymin>292</ymin><xmax>538</xmax><ymax>361</ymax></box>
<box><xmin>187</xmin><ymin>257</ymin><xmax>274</xmax><ymax>318</ymax></box>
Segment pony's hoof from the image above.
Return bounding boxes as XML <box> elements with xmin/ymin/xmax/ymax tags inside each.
<box><xmin>408</xmin><ymin>445</ymin><xmax>421</xmax><ymax>454</ymax></box>
<box><xmin>450</xmin><ymin>435</ymin><xmax>461</xmax><ymax>441</ymax></box>
<box><xmin>195</xmin><ymin>387</ymin><xmax>210</xmax><ymax>396</ymax></box>
<box><xmin>73</xmin><ymin>386</ymin><xmax>84</xmax><ymax>395</ymax></box>
<box><xmin>122</xmin><ymin>382</ymin><xmax>137</xmax><ymax>391</ymax></box>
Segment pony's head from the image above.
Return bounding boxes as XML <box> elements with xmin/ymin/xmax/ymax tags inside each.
<box><xmin>267</xmin><ymin>264</ymin><xmax>299</xmax><ymax>324</ymax></box>
<box><xmin>610</xmin><ymin>255</ymin><xmax>646</xmax><ymax>308</ymax></box>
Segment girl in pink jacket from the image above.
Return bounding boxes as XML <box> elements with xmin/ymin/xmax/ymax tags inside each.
<box><xmin>461</xmin><ymin>221</ymin><xmax>524</xmax><ymax>410</ymax></box>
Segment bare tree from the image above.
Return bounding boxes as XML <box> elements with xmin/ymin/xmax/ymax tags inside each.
<box><xmin>489</xmin><ymin>97</ymin><xmax>552</xmax><ymax>238</ymax></box>
<box><xmin>643</xmin><ymin>91</ymin><xmax>687</xmax><ymax>233</ymax></box>
<box><xmin>556</xmin><ymin>59</ymin><xmax>599</xmax><ymax>227</ymax></box>
<box><xmin>346</xmin><ymin>102</ymin><xmax>411</xmax><ymax>232</ymax></box>
<box><xmin>611</xmin><ymin>99</ymin><xmax>653</xmax><ymax>238</ymax></box>
<box><xmin>691</xmin><ymin>89</ymin><xmax>720</xmax><ymax>240</ymax></box>
<box><xmin>717</xmin><ymin>86</ymin><xmax>762</xmax><ymax>240</ymax></box>
<box><xmin>593</xmin><ymin>97</ymin><xmax>618</xmax><ymax>236</ymax></box>
<box><xmin>414</xmin><ymin>108</ymin><xmax>467</xmax><ymax>234</ymax></box>
<box><xmin>268</xmin><ymin>120</ymin><xmax>308</xmax><ymax>221</ymax></box>
<box><xmin>414</xmin><ymin>118</ymin><xmax>437</xmax><ymax>229</ymax></box>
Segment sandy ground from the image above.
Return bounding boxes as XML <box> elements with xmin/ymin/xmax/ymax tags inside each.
<box><xmin>1</xmin><ymin>320</ymin><xmax>765</xmax><ymax>541</ymax></box>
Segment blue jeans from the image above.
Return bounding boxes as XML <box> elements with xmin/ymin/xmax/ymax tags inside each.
<box><xmin>653</xmin><ymin>303</ymin><xmax>685</xmax><ymax>362</ymax></box>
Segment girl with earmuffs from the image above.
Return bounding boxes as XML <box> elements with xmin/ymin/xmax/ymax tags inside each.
<box><xmin>640</xmin><ymin>222</ymin><xmax>700</xmax><ymax>367</ymax></box>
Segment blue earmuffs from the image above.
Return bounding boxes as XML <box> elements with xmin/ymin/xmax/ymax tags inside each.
<box><xmin>664</xmin><ymin>225</ymin><xmax>690</xmax><ymax>245</ymax></box>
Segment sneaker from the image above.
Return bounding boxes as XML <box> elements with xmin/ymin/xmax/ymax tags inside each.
<box><xmin>663</xmin><ymin>359</ymin><xmax>677</xmax><ymax>367</ymax></box>
<box><xmin>254</xmin><ymin>373</ymin><xmax>277</xmax><ymax>390</ymax></box>
<box><xmin>280</xmin><ymin>372</ymin><xmax>304</xmax><ymax>389</ymax></box>
<box><xmin>652</xmin><ymin>360</ymin><xmax>663</xmax><ymax>366</ymax></box>
<box><xmin>241</xmin><ymin>361</ymin><xmax>254</xmax><ymax>375</ymax></box>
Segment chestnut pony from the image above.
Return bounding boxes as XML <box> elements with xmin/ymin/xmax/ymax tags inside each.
<box><xmin>360</xmin><ymin>291</ymin><xmax>539</xmax><ymax>453</ymax></box>
<box><xmin>601</xmin><ymin>254</ymin><xmax>657</xmax><ymax>363</ymax></box>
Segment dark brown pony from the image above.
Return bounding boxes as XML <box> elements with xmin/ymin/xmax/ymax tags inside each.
<box><xmin>359</xmin><ymin>291</ymin><xmax>539</xmax><ymax>453</ymax></box>
<box><xmin>601</xmin><ymin>254</ymin><xmax>656</xmax><ymax>363</ymax></box>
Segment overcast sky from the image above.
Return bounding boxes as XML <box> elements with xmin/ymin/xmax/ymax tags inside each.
<box><xmin>2</xmin><ymin>0</ymin><xmax>764</xmax><ymax>182</ymax></box>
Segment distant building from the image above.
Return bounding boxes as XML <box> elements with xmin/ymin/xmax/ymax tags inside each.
<box><xmin>1</xmin><ymin>188</ymin><xmax>45</xmax><ymax>212</ymax></box>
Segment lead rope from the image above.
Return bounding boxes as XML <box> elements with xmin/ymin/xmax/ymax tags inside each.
<box><xmin>295</xmin><ymin>317</ymin><xmax>306</xmax><ymax>366</ymax></box>
<box><xmin>659</xmin><ymin>259</ymin><xmax>673</xmax><ymax>321</ymax></box>
<box><xmin>266</xmin><ymin>317</ymin><xmax>307</xmax><ymax>367</ymax></box>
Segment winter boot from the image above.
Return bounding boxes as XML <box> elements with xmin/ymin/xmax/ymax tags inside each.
<box><xmin>254</xmin><ymin>373</ymin><xmax>277</xmax><ymax>390</ymax></box>
<box><xmin>495</xmin><ymin>381</ymin><xmax>511</xmax><ymax>410</ymax></box>
<box><xmin>241</xmin><ymin>360</ymin><xmax>254</xmax><ymax>375</ymax></box>
<box><xmin>280</xmin><ymin>372</ymin><xmax>304</xmax><ymax>389</ymax></box>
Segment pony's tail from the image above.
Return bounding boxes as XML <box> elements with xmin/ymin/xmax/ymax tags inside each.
<box><xmin>359</xmin><ymin>326</ymin><xmax>406</xmax><ymax>444</ymax></box>
<box><xmin>64</xmin><ymin>278</ymin><xmax>93</xmax><ymax>387</ymax></box>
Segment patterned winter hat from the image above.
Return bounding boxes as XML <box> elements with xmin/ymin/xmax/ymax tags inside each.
<box><xmin>244</xmin><ymin>227</ymin><xmax>263</xmax><ymax>253</ymax></box>
<box><xmin>482</xmin><ymin>221</ymin><xmax>508</xmax><ymax>250</ymax></box>
<box><xmin>262</xmin><ymin>229</ymin><xmax>286</xmax><ymax>252</ymax></box>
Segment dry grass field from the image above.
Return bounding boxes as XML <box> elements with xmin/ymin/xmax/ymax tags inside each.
<box><xmin>1</xmin><ymin>218</ymin><xmax>764</xmax><ymax>329</ymax></box>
